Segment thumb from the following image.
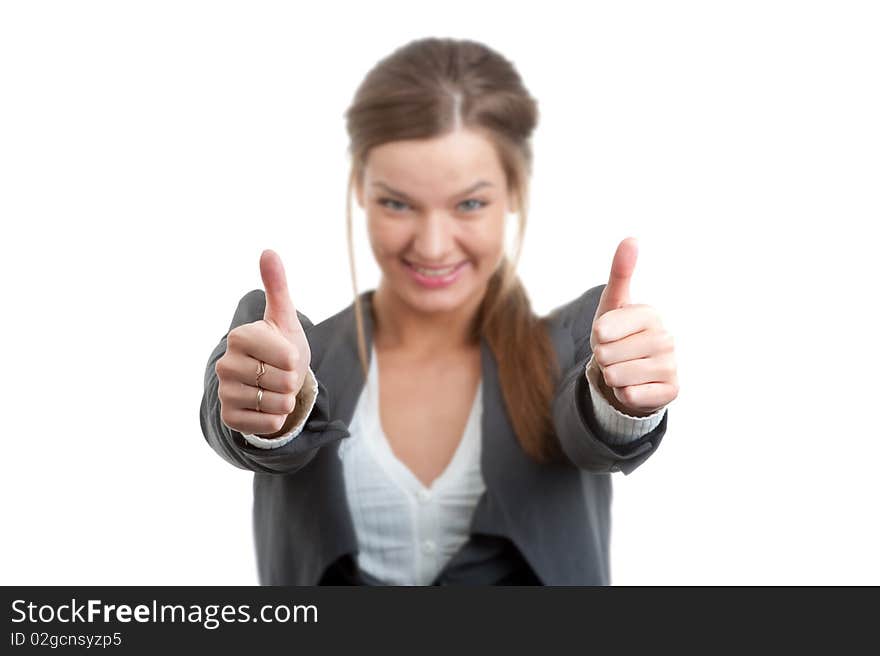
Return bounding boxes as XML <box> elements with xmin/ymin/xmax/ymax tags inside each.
<box><xmin>595</xmin><ymin>237</ymin><xmax>638</xmax><ymax>320</ymax></box>
<box><xmin>259</xmin><ymin>249</ymin><xmax>301</xmax><ymax>340</ymax></box>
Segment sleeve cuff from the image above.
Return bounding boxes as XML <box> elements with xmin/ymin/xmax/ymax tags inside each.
<box><xmin>242</xmin><ymin>366</ymin><xmax>320</xmax><ymax>450</ymax></box>
<box><xmin>585</xmin><ymin>354</ymin><xmax>666</xmax><ymax>445</ymax></box>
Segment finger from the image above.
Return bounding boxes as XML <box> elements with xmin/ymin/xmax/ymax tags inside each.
<box><xmin>593</xmin><ymin>329</ymin><xmax>673</xmax><ymax>367</ymax></box>
<box><xmin>260</xmin><ymin>248</ymin><xmax>302</xmax><ymax>341</ymax></box>
<box><xmin>227</xmin><ymin>320</ymin><xmax>302</xmax><ymax>371</ymax></box>
<box><xmin>215</xmin><ymin>349</ymin><xmax>303</xmax><ymax>394</ymax></box>
<box><xmin>601</xmin><ymin>353</ymin><xmax>675</xmax><ymax>389</ymax></box>
<box><xmin>220</xmin><ymin>379</ymin><xmax>298</xmax><ymax>416</ymax></box>
<box><xmin>613</xmin><ymin>383</ymin><xmax>675</xmax><ymax>414</ymax></box>
<box><xmin>593</xmin><ymin>304</ymin><xmax>660</xmax><ymax>344</ymax></box>
<box><xmin>220</xmin><ymin>407</ymin><xmax>295</xmax><ymax>437</ymax></box>
<box><xmin>594</xmin><ymin>237</ymin><xmax>638</xmax><ymax>320</ymax></box>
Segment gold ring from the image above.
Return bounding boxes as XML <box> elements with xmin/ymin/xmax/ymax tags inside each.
<box><xmin>256</xmin><ymin>387</ymin><xmax>263</xmax><ymax>413</ymax></box>
<box><xmin>255</xmin><ymin>360</ymin><xmax>266</xmax><ymax>387</ymax></box>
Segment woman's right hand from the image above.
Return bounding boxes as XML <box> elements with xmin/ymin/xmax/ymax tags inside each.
<box><xmin>215</xmin><ymin>249</ymin><xmax>313</xmax><ymax>438</ymax></box>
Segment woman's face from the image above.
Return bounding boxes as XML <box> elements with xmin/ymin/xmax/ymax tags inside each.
<box><xmin>355</xmin><ymin>128</ymin><xmax>514</xmax><ymax>316</ymax></box>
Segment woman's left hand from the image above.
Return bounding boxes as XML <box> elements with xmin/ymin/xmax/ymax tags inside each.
<box><xmin>589</xmin><ymin>238</ymin><xmax>679</xmax><ymax>417</ymax></box>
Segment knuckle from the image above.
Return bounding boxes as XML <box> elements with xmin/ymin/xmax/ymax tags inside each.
<box><xmin>282</xmin><ymin>370</ymin><xmax>299</xmax><ymax>394</ymax></box>
<box><xmin>227</xmin><ymin>328</ymin><xmax>243</xmax><ymax>349</ymax></box>
<box><xmin>603</xmin><ymin>368</ymin><xmax>615</xmax><ymax>387</ymax></box>
<box><xmin>215</xmin><ymin>357</ymin><xmax>230</xmax><ymax>379</ymax></box>
<box><xmin>283</xmin><ymin>393</ymin><xmax>297</xmax><ymax>415</ymax></box>
<box><xmin>283</xmin><ymin>347</ymin><xmax>298</xmax><ymax>371</ymax></box>
<box><xmin>222</xmin><ymin>381</ymin><xmax>242</xmax><ymax>404</ymax></box>
<box><xmin>622</xmin><ymin>386</ymin><xmax>638</xmax><ymax>405</ymax></box>
<box><xmin>593</xmin><ymin>345</ymin><xmax>605</xmax><ymax>365</ymax></box>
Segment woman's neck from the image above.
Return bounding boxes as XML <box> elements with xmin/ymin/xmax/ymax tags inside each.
<box><xmin>371</xmin><ymin>282</ymin><xmax>483</xmax><ymax>357</ymax></box>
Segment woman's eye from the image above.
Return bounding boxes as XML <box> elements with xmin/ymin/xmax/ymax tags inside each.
<box><xmin>378</xmin><ymin>198</ymin><xmax>487</xmax><ymax>213</ymax></box>
<box><xmin>378</xmin><ymin>198</ymin><xmax>409</xmax><ymax>212</ymax></box>
<box><xmin>458</xmin><ymin>199</ymin><xmax>488</xmax><ymax>212</ymax></box>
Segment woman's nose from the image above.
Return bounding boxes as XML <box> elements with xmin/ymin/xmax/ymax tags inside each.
<box><xmin>412</xmin><ymin>211</ymin><xmax>457</xmax><ymax>259</ymax></box>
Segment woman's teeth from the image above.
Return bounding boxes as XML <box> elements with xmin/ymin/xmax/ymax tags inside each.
<box><xmin>411</xmin><ymin>263</ymin><xmax>459</xmax><ymax>276</ymax></box>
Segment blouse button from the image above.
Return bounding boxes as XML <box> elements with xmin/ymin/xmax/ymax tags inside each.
<box><xmin>422</xmin><ymin>539</ymin><xmax>436</xmax><ymax>554</ymax></box>
<box><xmin>417</xmin><ymin>489</ymin><xmax>432</xmax><ymax>503</ymax></box>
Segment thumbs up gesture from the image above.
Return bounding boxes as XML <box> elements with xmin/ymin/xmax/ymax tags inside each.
<box><xmin>589</xmin><ymin>238</ymin><xmax>679</xmax><ymax>417</ymax></box>
<box><xmin>215</xmin><ymin>249</ymin><xmax>312</xmax><ymax>438</ymax></box>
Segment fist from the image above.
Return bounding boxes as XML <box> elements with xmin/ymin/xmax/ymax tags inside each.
<box><xmin>215</xmin><ymin>249</ymin><xmax>312</xmax><ymax>437</ymax></box>
<box><xmin>590</xmin><ymin>237</ymin><xmax>679</xmax><ymax>417</ymax></box>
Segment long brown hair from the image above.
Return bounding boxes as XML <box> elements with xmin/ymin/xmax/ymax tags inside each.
<box><xmin>342</xmin><ymin>37</ymin><xmax>565</xmax><ymax>465</ymax></box>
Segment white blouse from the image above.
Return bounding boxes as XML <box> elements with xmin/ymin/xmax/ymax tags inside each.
<box><xmin>243</xmin><ymin>346</ymin><xmax>666</xmax><ymax>585</ymax></box>
<box><xmin>337</xmin><ymin>344</ymin><xmax>485</xmax><ymax>585</ymax></box>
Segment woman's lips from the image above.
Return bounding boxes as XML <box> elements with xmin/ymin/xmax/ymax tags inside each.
<box><xmin>402</xmin><ymin>259</ymin><xmax>469</xmax><ymax>288</ymax></box>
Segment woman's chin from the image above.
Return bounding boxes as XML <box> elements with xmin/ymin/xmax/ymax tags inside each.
<box><xmin>402</xmin><ymin>284</ymin><xmax>465</xmax><ymax>309</ymax></box>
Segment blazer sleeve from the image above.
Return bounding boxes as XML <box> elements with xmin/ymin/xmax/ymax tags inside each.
<box><xmin>551</xmin><ymin>284</ymin><xmax>668</xmax><ymax>475</ymax></box>
<box><xmin>199</xmin><ymin>289</ymin><xmax>351</xmax><ymax>475</ymax></box>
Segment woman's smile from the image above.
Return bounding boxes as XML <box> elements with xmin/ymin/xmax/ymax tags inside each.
<box><xmin>401</xmin><ymin>258</ymin><xmax>470</xmax><ymax>288</ymax></box>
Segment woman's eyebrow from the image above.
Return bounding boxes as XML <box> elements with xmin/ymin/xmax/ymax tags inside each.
<box><xmin>372</xmin><ymin>180</ymin><xmax>493</xmax><ymax>201</ymax></box>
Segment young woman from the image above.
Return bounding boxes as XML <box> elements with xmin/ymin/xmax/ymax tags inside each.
<box><xmin>200</xmin><ymin>37</ymin><xmax>679</xmax><ymax>585</ymax></box>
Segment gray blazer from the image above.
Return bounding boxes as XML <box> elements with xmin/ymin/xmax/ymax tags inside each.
<box><xmin>199</xmin><ymin>285</ymin><xmax>668</xmax><ymax>585</ymax></box>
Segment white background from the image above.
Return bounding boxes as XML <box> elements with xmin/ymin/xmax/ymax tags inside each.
<box><xmin>1</xmin><ymin>0</ymin><xmax>877</xmax><ymax>585</ymax></box>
